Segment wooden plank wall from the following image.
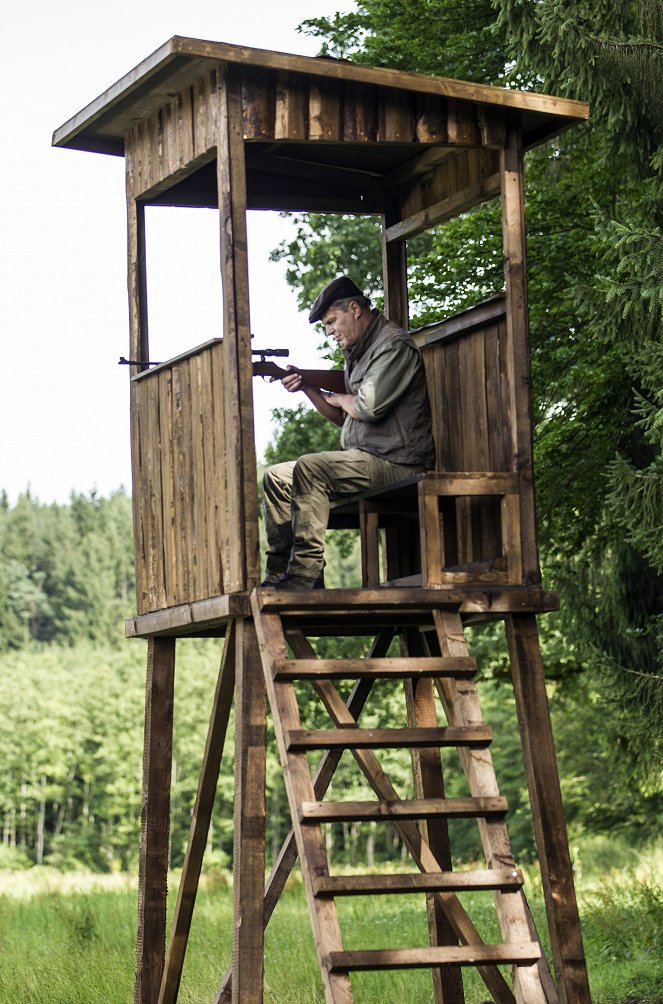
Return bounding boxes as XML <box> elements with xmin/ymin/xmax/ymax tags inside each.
<box><xmin>415</xmin><ymin>300</ymin><xmax>518</xmax><ymax>566</ymax></box>
<box><xmin>131</xmin><ymin>341</ymin><xmax>229</xmax><ymax>614</ymax></box>
<box><xmin>125</xmin><ymin>64</ymin><xmax>504</xmax><ymax>205</ymax></box>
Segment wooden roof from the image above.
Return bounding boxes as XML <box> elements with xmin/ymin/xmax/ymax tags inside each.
<box><xmin>53</xmin><ymin>35</ymin><xmax>589</xmax><ymax>157</ymax></box>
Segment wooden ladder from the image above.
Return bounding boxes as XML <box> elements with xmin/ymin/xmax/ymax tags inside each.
<box><xmin>250</xmin><ymin>592</ymin><xmax>558</xmax><ymax>1004</ymax></box>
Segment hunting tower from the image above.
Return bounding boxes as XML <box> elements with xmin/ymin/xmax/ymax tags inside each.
<box><xmin>54</xmin><ymin>37</ymin><xmax>592</xmax><ymax>1004</ymax></box>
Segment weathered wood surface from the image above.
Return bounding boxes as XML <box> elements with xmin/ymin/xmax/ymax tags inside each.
<box><xmin>273</xmin><ymin>655</ymin><xmax>477</xmax><ymax>680</ymax></box>
<box><xmin>134</xmin><ymin>638</ymin><xmax>175</xmax><ymax>1004</ymax></box>
<box><xmin>131</xmin><ymin>340</ymin><xmax>229</xmax><ymax>614</ymax></box>
<box><xmin>506</xmin><ymin>614</ymin><xmax>592</xmax><ymax>1004</ymax></box>
<box><xmin>287</xmin><ymin>726</ymin><xmax>492</xmax><ymax>751</ymax></box>
<box><xmin>251</xmin><ymin>603</ymin><xmax>527</xmax><ymax>1004</ymax></box>
<box><xmin>328</xmin><ymin>943</ymin><xmax>541</xmax><ymax>972</ymax></box>
<box><xmin>53</xmin><ymin>36</ymin><xmax>590</xmax><ymax>158</ymax></box>
<box><xmin>217</xmin><ymin>63</ymin><xmax>261</xmax><ymax>593</ymax></box>
<box><xmin>299</xmin><ymin>796</ymin><xmax>507</xmax><ymax>820</ymax></box>
<box><xmin>231</xmin><ymin>618</ymin><xmax>267</xmax><ymax>1004</ymax></box>
<box><xmin>431</xmin><ymin>610</ymin><xmax>551</xmax><ymax>1003</ymax></box>
<box><xmin>500</xmin><ymin>123</ymin><xmax>540</xmax><ymax>585</ymax></box>
<box><xmin>158</xmin><ymin>628</ymin><xmax>236</xmax><ymax>1004</ymax></box>
<box><xmin>313</xmin><ymin>868</ymin><xmax>523</xmax><ymax>896</ymax></box>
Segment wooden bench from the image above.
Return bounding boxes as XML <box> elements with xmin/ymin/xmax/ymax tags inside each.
<box><xmin>328</xmin><ymin>471</ymin><xmax>523</xmax><ymax>588</ymax></box>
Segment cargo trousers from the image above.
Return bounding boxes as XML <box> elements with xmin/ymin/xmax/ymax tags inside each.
<box><xmin>262</xmin><ymin>448</ymin><xmax>425</xmax><ymax>583</ymax></box>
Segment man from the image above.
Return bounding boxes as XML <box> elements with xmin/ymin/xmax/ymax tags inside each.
<box><xmin>262</xmin><ymin>275</ymin><xmax>435</xmax><ymax>590</ymax></box>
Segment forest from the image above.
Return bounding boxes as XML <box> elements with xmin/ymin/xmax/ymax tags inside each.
<box><xmin>0</xmin><ymin>4</ymin><xmax>662</xmax><ymax>998</ymax></box>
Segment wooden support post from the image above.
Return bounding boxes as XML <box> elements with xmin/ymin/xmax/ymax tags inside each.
<box><xmin>217</xmin><ymin>63</ymin><xmax>261</xmax><ymax>592</ymax></box>
<box><xmin>134</xmin><ymin>638</ymin><xmax>176</xmax><ymax>1004</ymax></box>
<box><xmin>232</xmin><ymin>618</ymin><xmax>267</xmax><ymax>1004</ymax></box>
<box><xmin>505</xmin><ymin>614</ymin><xmax>591</xmax><ymax>1004</ymax></box>
<box><xmin>500</xmin><ymin>120</ymin><xmax>539</xmax><ymax>586</ymax></box>
<box><xmin>381</xmin><ymin>194</ymin><xmax>408</xmax><ymax>325</ymax></box>
<box><xmin>158</xmin><ymin>625</ymin><xmax>237</xmax><ymax>1004</ymax></box>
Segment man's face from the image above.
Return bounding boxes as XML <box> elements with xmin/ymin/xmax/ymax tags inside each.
<box><xmin>321</xmin><ymin>300</ymin><xmax>368</xmax><ymax>351</ymax></box>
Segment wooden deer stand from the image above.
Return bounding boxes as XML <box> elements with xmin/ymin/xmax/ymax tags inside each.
<box><xmin>54</xmin><ymin>37</ymin><xmax>592</xmax><ymax>1004</ymax></box>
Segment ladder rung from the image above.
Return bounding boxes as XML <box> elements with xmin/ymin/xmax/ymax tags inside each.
<box><xmin>328</xmin><ymin>942</ymin><xmax>541</xmax><ymax>972</ymax></box>
<box><xmin>300</xmin><ymin>796</ymin><xmax>508</xmax><ymax>823</ymax></box>
<box><xmin>273</xmin><ymin>656</ymin><xmax>477</xmax><ymax>680</ymax></box>
<box><xmin>313</xmin><ymin>868</ymin><xmax>523</xmax><ymax>897</ymax></box>
<box><xmin>286</xmin><ymin>726</ymin><xmax>491</xmax><ymax>750</ymax></box>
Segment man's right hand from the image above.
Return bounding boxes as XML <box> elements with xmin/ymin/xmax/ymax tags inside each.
<box><xmin>281</xmin><ymin>365</ymin><xmax>304</xmax><ymax>393</ymax></box>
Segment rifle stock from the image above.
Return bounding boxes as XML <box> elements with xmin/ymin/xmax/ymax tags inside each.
<box><xmin>252</xmin><ymin>361</ymin><xmax>346</xmax><ymax>394</ymax></box>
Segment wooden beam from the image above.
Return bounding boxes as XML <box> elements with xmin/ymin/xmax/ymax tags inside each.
<box><xmin>231</xmin><ymin>618</ymin><xmax>267</xmax><ymax>1004</ymax></box>
<box><xmin>217</xmin><ymin>63</ymin><xmax>261</xmax><ymax>591</ymax></box>
<box><xmin>506</xmin><ymin>614</ymin><xmax>591</xmax><ymax>1004</ymax></box>
<box><xmin>500</xmin><ymin>121</ymin><xmax>540</xmax><ymax>585</ymax></box>
<box><xmin>158</xmin><ymin>626</ymin><xmax>237</xmax><ymax>1004</ymax></box>
<box><xmin>134</xmin><ymin>638</ymin><xmax>176</xmax><ymax>1004</ymax></box>
<box><xmin>383</xmin><ymin>146</ymin><xmax>457</xmax><ymax>187</ymax></box>
<box><xmin>383</xmin><ymin>173</ymin><xmax>500</xmax><ymax>243</ymax></box>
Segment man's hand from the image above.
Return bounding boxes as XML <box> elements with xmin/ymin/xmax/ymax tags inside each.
<box><xmin>325</xmin><ymin>392</ymin><xmax>361</xmax><ymax>419</ymax></box>
<box><xmin>279</xmin><ymin>365</ymin><xmax>304</xmax><ymax>393</ymax></box>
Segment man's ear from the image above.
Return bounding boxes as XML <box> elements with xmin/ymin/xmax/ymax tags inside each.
<box><xmin>349</xmin><ymin>299</ymin><xmax>362</xmax><ymax>318</ymax></box>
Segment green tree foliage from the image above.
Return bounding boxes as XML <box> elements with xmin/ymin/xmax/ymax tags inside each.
<box><xmin>0</xmin><ymin>490</ymin><xmax>135</xmax><ymax>650</ymax></box>
<box><xmin>263</xmin><ymin>0</ymin><xmax>663</xmax><ymax>789</ymax></box>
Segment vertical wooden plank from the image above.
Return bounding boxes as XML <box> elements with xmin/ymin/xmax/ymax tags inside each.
<box><xmin>179</xmin><ymin>87</ymin><xmax>195</xmax><ymax>168</ymax></box>
<box><xmin>131</xmin><ymin>386</ymin><xmax>149</xmax><ymax>614</ymax></box>
<box><xmin>201</xmin><ymin>345</ymin><xmax>223</xmax><ymax>595</ymax></box>
<box><xmin>447</xmin><ymin>99</ymin><xmax>480</xmax><ymax>146</ymax></box>
<box><xmin>343</xmin><ymin>81</ymin><xmax>378</xmax><ymax>142</ymax></box>
<box><xmin>134</xmin><ymin>637</ymin><xmax>175</xmax><ymax>1004</ymax></box>
<box><xmin>380</xmin><ymin>90</ymin><xmax>416</xmax><ymax>142</ymax></box>
<box><xmin>170</xmin><ymin>365</ymin><xmax>189</xmax><ymax>606</ymax></box>
<box><xmin>418</xmin><ymin>485</ymin><xmax>443</xmax><ymax>587</ymax></box>
<box><xmin>232</xmin><ymin>618</ymin><xmax>267</xmax><ymax>1004</ymax></box>
<box><xmin>484</xmin><ymin>323</ymin><xmax>507</xmax><ymax>472</ymax></box>
<box><xmin>241</xmin><ymin>66</ymin><xmax>277</xmax><ymax>139</ymax></box>
<box><xmin>217</xmin><ymin>62</ymin><xmax>261</xmax><ymax>592</ymax></box>
<box><xmin>359</xmin><ymin>502</ymin><xmax>381</xmax><ymax>587</ymax></box>
<box><xmin>274</xmin><ymin>71</ymin><xmax>308</xmax><ymax>140</ymax></box>
<box><xmin>210</xmin><ymin>341</ymin><xmax>230</xmax><ymax>593</ymax></box>
<box><xmin>190</xmin><ymin>352</ymin><xmax>208</xmax><ymax>601</ymax></box>
<box><xmin>159</xmin><ymin>627</ymin><xmax>237</xmax><ymax>1004</ymax></box>
<box><xmin>158</xmin><ymin>368</ymin><xmax>177</xmax><ymax>607</ymax></box>
<box><xmin>478</xmin><ymin>107</ymin><xmax>506</xmax><ymax>147</ymax></box>
<box><xmin>145</xmin><ymin>372</ymin><xmax>166</xmax><ymax>610</ymax></box>
<box><xmin>500</xmin><ymin>120</ymin><xmax>540</xmax><ymax>585</ymax></box>
<box><xmin>126</xmin><ymin>150</ymin><xmax>151</xmax><ymax>612</ymax></box>
<box><xmin>416</xmin><ymin>93</ymin><xmax>448</xmax><ymax>143</ymax></box>
<box><xmin>309</xmin><ymin>79</ymin><xmax>342</xmax><ymax>141</ymax></box>
<box><xmin>506</xmin><ymin>615</ymin><xmax>591</xmax><ymax>1004</ymax></box>
<box><xmin>381</xmin><ymin>193</ymin><xmax>408</xmax><ymax>325</ymax></box>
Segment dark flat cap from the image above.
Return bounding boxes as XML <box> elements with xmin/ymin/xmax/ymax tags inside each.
<box><xmin>308</xmin><ymin>276</ymin><xmax>366</xmax><ymax>323</ymax></box>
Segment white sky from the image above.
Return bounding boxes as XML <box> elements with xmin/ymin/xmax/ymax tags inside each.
<box><xmin>1</xmin><ymin>0</ymin><xmax>356</xmax><ymax>505</ymax></box>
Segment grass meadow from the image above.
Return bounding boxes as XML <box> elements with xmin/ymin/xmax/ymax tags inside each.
<box><xmin>0</xmin><ymin>844</ymin><xmax>662</xmax><ymax>1004</ymax></box>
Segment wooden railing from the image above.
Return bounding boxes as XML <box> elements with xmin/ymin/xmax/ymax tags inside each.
<box><xmin>131</xmin><ymin>339</ymin><xmax>231</xmax><ymax>614</ymax></box>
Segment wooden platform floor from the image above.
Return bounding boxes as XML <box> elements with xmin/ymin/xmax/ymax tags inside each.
<box><xmin>125</xmin><ymin>586</ymin><xmax>559</xmax><ymax>638</ymax></box>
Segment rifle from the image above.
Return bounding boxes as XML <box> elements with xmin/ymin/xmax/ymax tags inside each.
<box><xmin>252</xmin><ymin>350</ymin><xmax>346</xmax><ymax>394</ymax></box>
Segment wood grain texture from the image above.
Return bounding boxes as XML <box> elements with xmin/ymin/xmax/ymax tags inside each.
<box><xmin>159</xmin><ymin>628</ymin><xmax>236</xmax><ymax>1004</ymax></box>
<box><xmin>130</xmin><ymin>341</ymin><xmax>232</xmax><ymax>613</ymax></box>
<box><xmin>134</xmin><ymin>638</ymin><xmax>175</xmax><ymax>1004</ymax></box>
<box><xmin>506</xmin><ymin>614</ymin><xmax>591</xmax><ymax>1004</ymax></box>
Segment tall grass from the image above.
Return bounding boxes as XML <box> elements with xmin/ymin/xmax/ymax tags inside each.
<box><xmin>1</xmin><ymin>852</ymin><xmax>662</xmax><ymax>1004</ymax></box>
